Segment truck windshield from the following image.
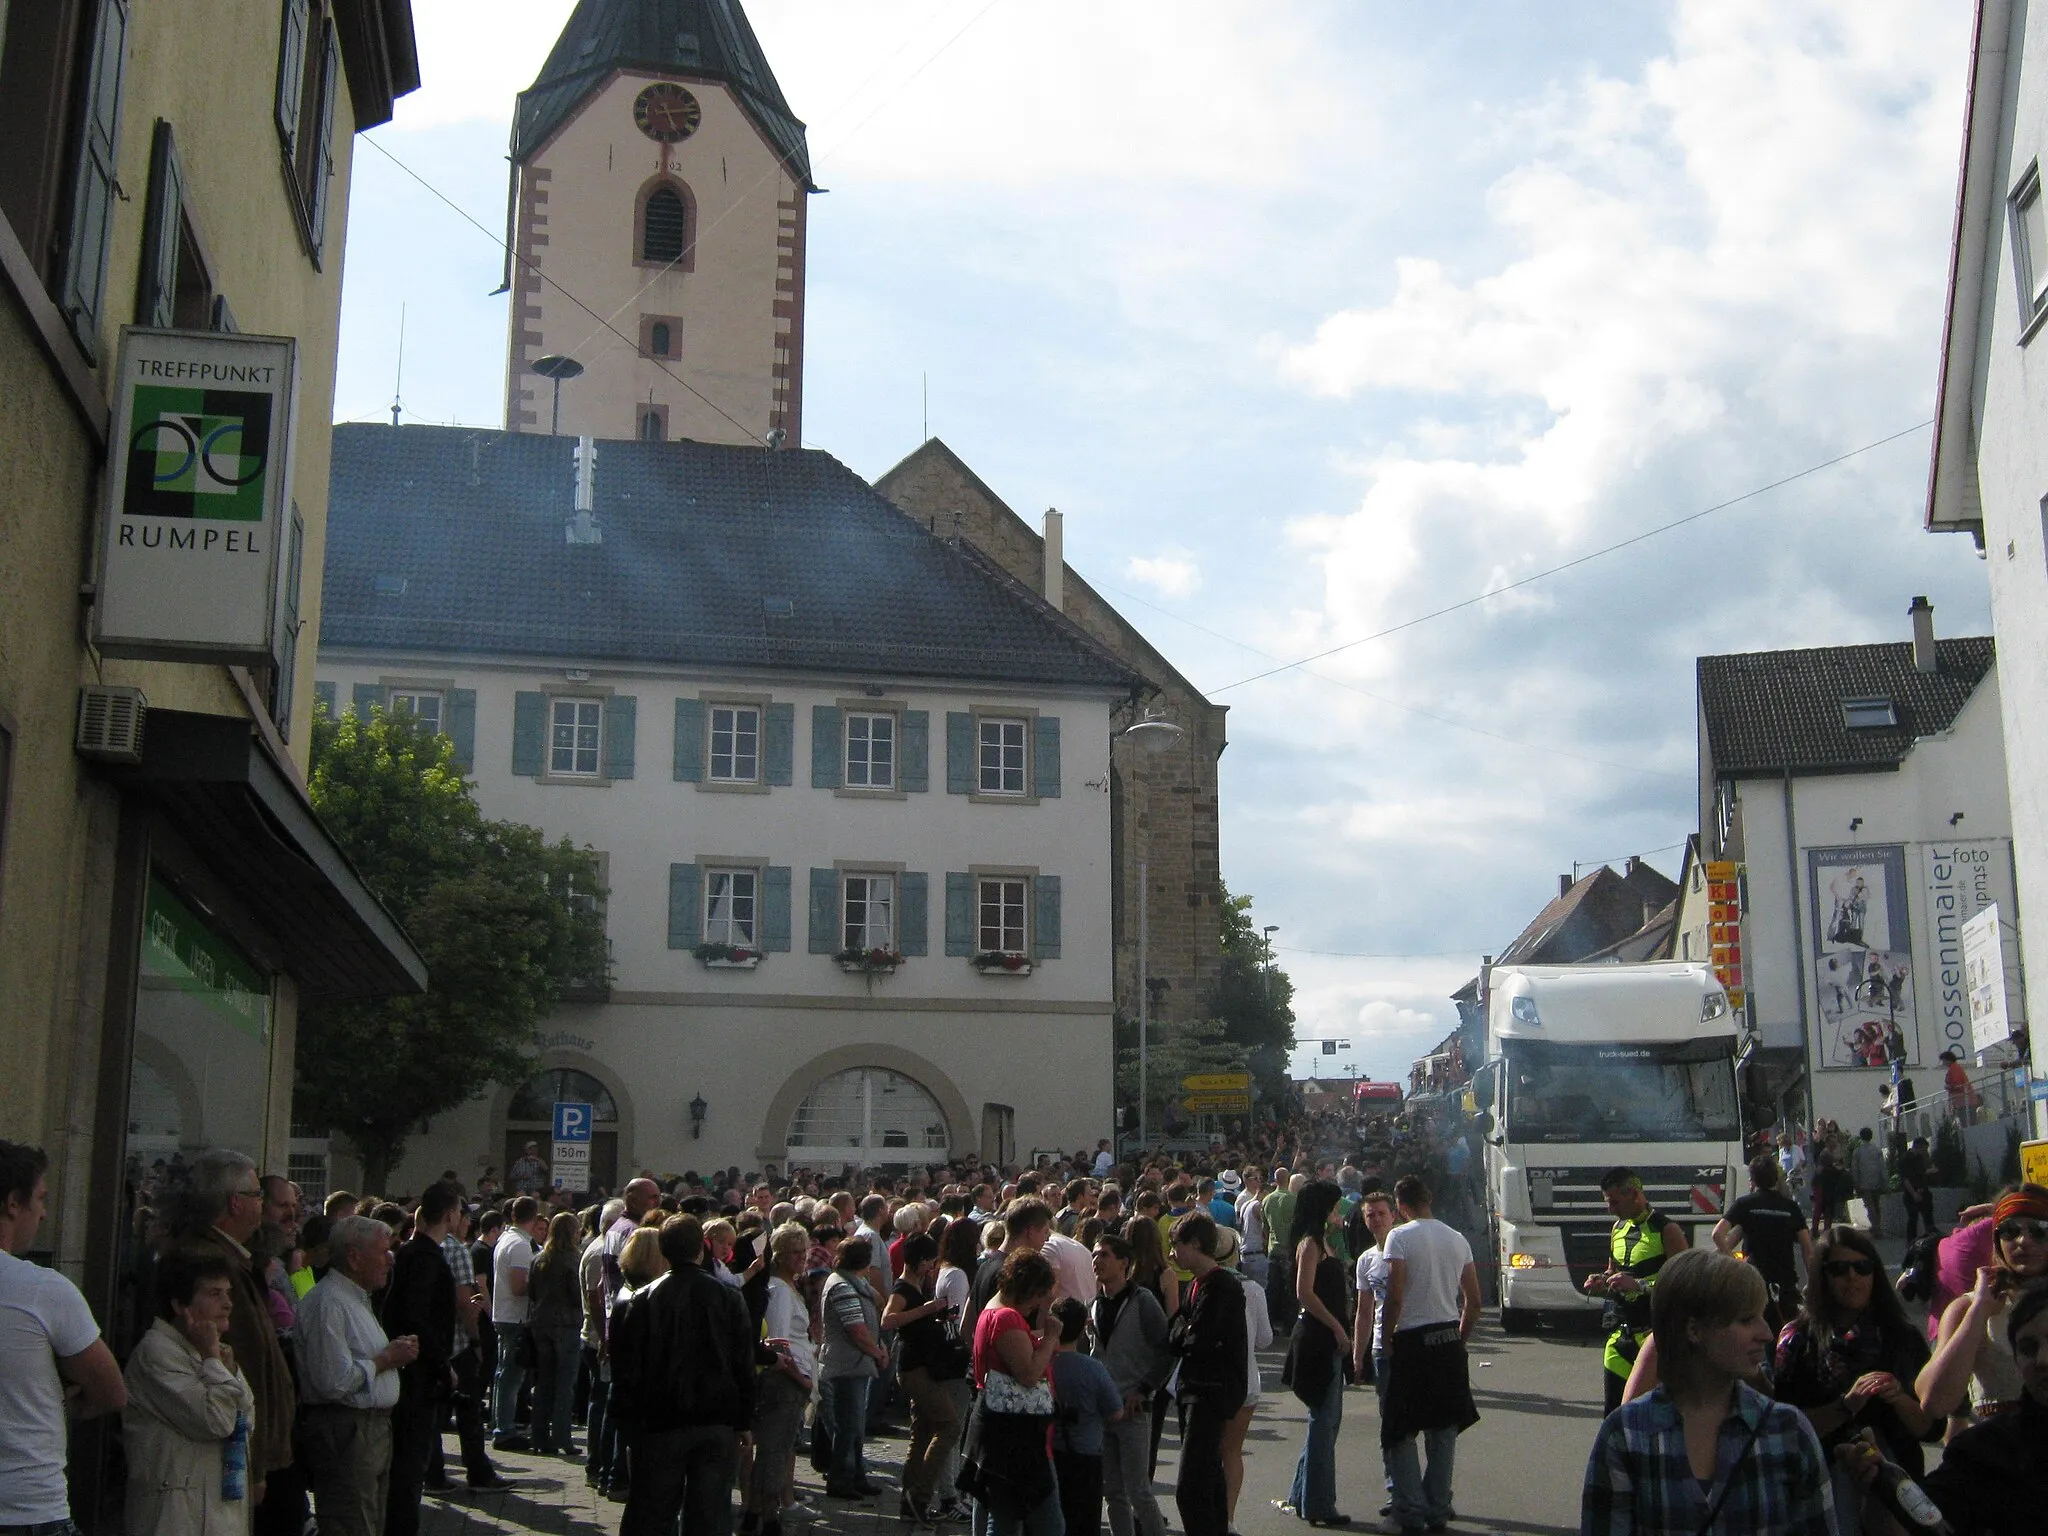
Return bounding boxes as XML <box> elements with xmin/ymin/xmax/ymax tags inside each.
<box><xmin>1503</xmin><ymin>1036</ymin><xmax>1739</xmax><ymax>1144</ymax></box>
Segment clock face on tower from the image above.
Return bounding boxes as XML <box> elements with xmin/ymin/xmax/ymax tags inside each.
<box><xmin>634</xmin><ymin>83</ymin><xmax>702</xmax><ymax>143</ymax></box>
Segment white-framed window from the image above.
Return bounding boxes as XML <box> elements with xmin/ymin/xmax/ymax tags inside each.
<box><xmin>388</xmin><ymin>689</ymin><xmax>442</xmax><ymax>736</ymax></box>
<box><xmin>710</xmin><ymin>705</ymin><xmax>761</xmax><ymax>783</ymax></box>
<box><xmin>978</xmin><ymin>717</ymin><xmax>1027</xmax><ymax>795</ymax></box>
<box><xmin>2011</xmin><ymin>162</ymin><xmax>2048</xmax><ymax>332</ymax></box>
<box><xmin>846</xmin><ymin>712</ymin><xmax>896</xmax><ymax>790</ymax></box>
<box><xmin>844</xmin><ymin>873</ymin><xmax>895</xmax><ymax>952</ymax></box>
<box><xmin>704</xmin><ymin>868</ymin><xmax>758</xmax><ymax>946</ymax></box>
<box><xmin>550</xmin><ymin>698</ymin><xmax>603</xmax><ymax>776</ymax></box>
<box><xmin>978</xmin><ymin>876</ymin><xmax>1027</xmax><ymax>955</ymax></box>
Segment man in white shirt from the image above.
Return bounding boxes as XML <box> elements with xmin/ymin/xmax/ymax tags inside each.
<box><xmin>1776</xmin><ymin>1132</ymin><xmax>1806</xmax><ymax>1194</ymax></box>
<box><xmin>489</xmin><ymin>1196</ymin><xmax>547</xmax><ymax>1449</ymax></box>
<box><xmin>297</xmin><ymin>1214</ymin><xmax>418</xmax><ymax>1536</ymax></box>
<box><xmin>1235</xmin><ymin>1168</ymin><xmax>1270</xmax><ymax>1291</ymax></box>
<box><xmin>1349</xmin><ymin>1188</ymin><xmax>1399</xmax><ymax>1392</ymax></box>
<box><xmin>1378</xmin><ymin>1175</ymin><xmax>1480</xmax><ymax>1536</ymax></box>
<box><xmin>0</xmin><ymin>1141</ymin><xmax>126</xmax><ymax>1534</ymax></box>
<box><xmin>1093</xmin><ymin>1140</ymin><xmax>1116</xmax><ymax>1178</ymax></box>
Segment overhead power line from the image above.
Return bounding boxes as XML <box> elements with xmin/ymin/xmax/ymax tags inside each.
<box><xmin>1206</xmin><ymin>419</ymin><xmax>1935</xmax><ymax>696</ymax></box>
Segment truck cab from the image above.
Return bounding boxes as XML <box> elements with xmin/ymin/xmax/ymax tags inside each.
<box><xmin>1468</xmin><ymin>962</ymin><xmax>1744</xmax><ymax>1330</ymax></box>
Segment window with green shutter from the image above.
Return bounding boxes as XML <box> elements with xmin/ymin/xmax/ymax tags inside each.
<box><xmin>603</xmin><ymin>694</ymin><xmax>637</xmax><ymax>780</ymax></box>
<box><xmin>673</xmin><ymin>697</ymin><xmax>704</xmax><ymax>781</ymax></box>
<box><xmin>899</xmin><ymin>872</ymin><xmax>929</xmax><ymax>955</ymax></box>
<box><xmin>811</xmin><ymin>706</ymin><xmax>843</xmax><ymax>789</ymax></box>
<box><xmin>900</xmin><ymin>711</ymin><xmax>930</xmax><ymax>793</ymax></box>
<box><xmin>447</xmin><ymin>689</ymin><xmax>477</xmax><ymax>772</ymax></box>
<box><xmin>58</xmin><ymin>0</ymin><xmax>129</xmax><ymax>357</ymax></box>
<box><xmin>512</xmin><ymin>691</ymin><xmax>546</xmax><ymax>776</ymax></box>
<box><xmin>764</xmin><ymin>702</ymin><xmax>794</xmax><ymax>786</ymax></box>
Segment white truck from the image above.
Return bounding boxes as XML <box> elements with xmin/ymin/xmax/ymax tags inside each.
<box><xmin>1466</xmin><ymin>962</ymin><xmax>1745</xmax><ymax>1330</ymax></box>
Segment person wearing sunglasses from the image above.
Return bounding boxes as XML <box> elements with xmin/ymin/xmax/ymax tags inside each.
<box><xmin>1770</xmin><ymin>1227</ymin><xmax>1934</xmax><ymax>1532</ymax></box>
<box><xmin>1917</xmin><ymin>1279</ymin><xmax>2048</xmax><ymax>1534</ymax></box>
<box><xmin>1916</xmin><ymin>1184</ymin><xmax>2048</xmax><ymax>1433</ymax></box>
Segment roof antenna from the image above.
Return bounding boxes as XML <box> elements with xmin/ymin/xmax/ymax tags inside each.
<box><xmin>390</xmin><ymin>303</ymin><xmax>406</xmax><ymax>427</ymax></box>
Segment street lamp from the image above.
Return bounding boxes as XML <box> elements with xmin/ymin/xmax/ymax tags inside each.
<box><xmin>1262</xmin><ymin>924</ymin><xmax>1279</xmax><ymax>1010</ymax></box>
<box><xmin>1117</xmin><ymin>709</ymin><xmax>1187</xmax><ymax>1157</ymax></box>
<box><xmin>688</xmin><ymin>1093</ymin><xmax>708</xmax><ymax>1139</ymax></box>
<box><xmin>531</xmin><ymin>353</ymin><xmax>584</xmax><ymax>436</ymax></box>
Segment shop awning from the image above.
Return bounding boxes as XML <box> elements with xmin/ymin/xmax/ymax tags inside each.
<box><xmin>106</xmin><ymin>710</ymin><xmax>427</xmax><ymax>1003</ymax></box>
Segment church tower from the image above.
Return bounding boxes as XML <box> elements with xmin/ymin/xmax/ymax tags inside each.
<box><xmin>503</xmin><ymin>0</ymin><xmax>811</xmax><ymax>444</ymax></box>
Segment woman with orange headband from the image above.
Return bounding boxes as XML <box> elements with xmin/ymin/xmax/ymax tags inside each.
<box><xmin>1915</xmin><ymin>1184</ymin><xmax>2048</xmax><ymax>1430</ymax></box>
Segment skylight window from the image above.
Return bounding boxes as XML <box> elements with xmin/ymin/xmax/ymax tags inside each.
<box><xmin>1842</xmin><ymin>697</ymin><xmax>1897</xmax><ymax>729</ymax></box>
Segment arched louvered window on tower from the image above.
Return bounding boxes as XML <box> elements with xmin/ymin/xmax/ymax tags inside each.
<box><xmin>641</xmin><ymin>185</ymin><xmax>688</xmax><ymax>265</ymax></box>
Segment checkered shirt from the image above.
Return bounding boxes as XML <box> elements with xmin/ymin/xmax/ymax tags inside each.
<box><xmin>1580</xmin><ymin>1383</ymin><xmax>1834</xmax><ymax>1536</ymax></box>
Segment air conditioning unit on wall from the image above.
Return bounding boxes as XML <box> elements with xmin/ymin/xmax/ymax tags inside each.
<box><xmin>76</xmin><ymin>685</ymin><xmax>146</xmax><ymax>764</ymax></box>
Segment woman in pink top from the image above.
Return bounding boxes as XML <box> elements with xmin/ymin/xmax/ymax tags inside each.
<box><xmin>962</xmin><ymin>1251</ymin><xmax>1061</xmax><ymax>1536</ymax></box>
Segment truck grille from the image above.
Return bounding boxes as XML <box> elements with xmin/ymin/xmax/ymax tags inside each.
<box><xmin>1524</xmin><ymin>1164</ymin><xmax>1727</xmax><ymax>1220</ymax></box>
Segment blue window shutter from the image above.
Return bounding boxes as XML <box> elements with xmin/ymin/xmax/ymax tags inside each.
<box><xmin>448</xmin><ymin>689</ymin><xmax>477</xmax><ymax>772</ymax></box>
<box><xmin>673</xmin><ymin>697</ymin><xmax>704</xmax><ymax>781</ymax></box>
<box><xmin>761</xmin><ymin>866</ymin><xmax>793</xmax><ymax>952</ymax></box>
<box><xmin>765</xmin><ymin>702</ymin><xmax>795</xmax><ymax>786</ymax></box>
<box><xmin>60</xmin><ymin>0</ymin><xmax>128</xmax><ymax>358</ymax></box>
<box><xmin>512</xmin><ymin>691</ymin><xmax>546</xmax><ymax>776</ymax></box>
<box><xmin>307</xmin><ymin>21</ymin><xmax>339</xmax><ymax>253</ymax></box>
<box><xmin>811</xmin><ymin>706</ymin><xmax>842</xmax><ymax>789</ymax></box>
<box><xmin>604</xmin><ymin>694</ymin><xmax>637</xmax><ymax>780</ymax></box>
<box><xmin>945</xmin><ymin>872</ymin><xmax>974</xmax><ymax>956</ymax></box>
<box><xmin>667</xmin><ymin>863</ymin><xmax>700</xmax><ymax>949</ymax></box>
<box><xmin>900</xmin><ymin>872</ymin><xmax>929</xmax><ymax>957</ymax></box>
<box><xmin>946</xmin><ymin>712</ymin><xmax>973</xmax><ymax>795</ymax></box>
<box><xmin>313</xmin><ymin>681</ymin><xmax>336</xmax><ymax>717</ymax></box>
<box><xmin>138</xmin><ymin>121</ymin><xmax>185</xmax><ymax>329</ymax></box>
<box><xmin>352</xmin><ymin>682</ymin><xmax>385</xmax><ymax>718</ymax></box>
<box><xmin>808</xmin><ymin>867</ymin><xmax>838</xmax><ymax>953</ymax></box>
<box><xmin>901</xmin><ymin>710</ymin><xmax>930</xmax><ymax>793</ymax></box>
<box><xmin>1033</xmin><ymin>875</ymin><xmax>1062</xmax><ymax>960</ymax></box>
<box><xmin>275</xmin><ymin>0</ymin><xmax>309</xmax><ymax>158</ymax></box>
<box><xmin>1034</xmin><ymin>716</ymin><xmax>1062</xmax><ymax>799</ymax></box>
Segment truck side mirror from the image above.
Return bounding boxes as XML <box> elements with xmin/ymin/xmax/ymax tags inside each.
<box><xmin>1476</xmin><ymin>1110</ymin><xmax>1495</xmax><ymax>1136</ymax></box>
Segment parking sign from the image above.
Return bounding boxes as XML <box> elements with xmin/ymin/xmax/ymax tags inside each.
<box><xmin>553</xmin><ymin>1102</ymin><xmax>593</xmax><ymax>1142</ymax></box>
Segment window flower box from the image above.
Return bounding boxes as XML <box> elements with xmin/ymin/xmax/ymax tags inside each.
<box><xmin>972</xmin><ymin>951</ymin><xmax>1032</xmax><ymax>976</ymax></box>
<box><xmin>835</xmin><ymin>947</ymin><xmax>904</xmax><ymax>975</ymax></box>
<box><xmin>693</xmin><ymin>942</ymin><xmax>761</xmax><ymax>970</ymax></box>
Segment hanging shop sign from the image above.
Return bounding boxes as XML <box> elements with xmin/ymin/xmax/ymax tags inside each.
<box><xmin>94</xmin><ymin>328</ymin><xmax>299</xmax><ymax>667</ymax></box>
<box><xmin>1962</xmin><ymin>903</ymin><xmax>2012</xmax><ymax>1057</ymax></box>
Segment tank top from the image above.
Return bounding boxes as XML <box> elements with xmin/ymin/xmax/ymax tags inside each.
<box><xmin>1967</xmin><ymin>1304</ymin><xmax>2024</xmax><ymax>1413</ymax></box>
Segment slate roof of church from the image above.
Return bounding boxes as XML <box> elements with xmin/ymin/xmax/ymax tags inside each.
<box><xmin>1697</xmin><ymin>637</ymin><xmax>1995</xmax><ymax>777</ymax></box>
<box><xmin>320</xmin><ymin>424</ymin><xmax>1143</xmax><ymax>692</ymax></box>
<box><xmin>513</xmin><ymin>0</ymin><xmax>812</xmax><ymax>184</ymax></box>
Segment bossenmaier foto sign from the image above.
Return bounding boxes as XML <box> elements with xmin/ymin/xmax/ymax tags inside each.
<box><xmin>94</xmin><ymin>328</ymin><xmax>299</xmax><ymax>666</ymax></box>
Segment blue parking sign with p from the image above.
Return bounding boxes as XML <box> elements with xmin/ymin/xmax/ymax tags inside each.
<box><xmin>553</xmin><ymin>1102</ymin><xmax>593</xmax><ymax>1142</ymax></box>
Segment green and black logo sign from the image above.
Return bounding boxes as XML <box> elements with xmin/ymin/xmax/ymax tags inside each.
<box><xmin>122</xmin><ymin>384</ymin><xmax>272</xmax><ymax>521</ymax></box>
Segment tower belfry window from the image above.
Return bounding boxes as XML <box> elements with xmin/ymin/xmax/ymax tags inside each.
<box><xmin>642</xmin><ymin>186</ymin><xmax>687</xmax><ymax>264</ymax></box>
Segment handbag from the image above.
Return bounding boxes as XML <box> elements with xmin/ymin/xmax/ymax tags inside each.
<box><xmin>956</xmin><ymin>1396</ymin><xmax>1056</xmax><ymax>1509</ymax></box>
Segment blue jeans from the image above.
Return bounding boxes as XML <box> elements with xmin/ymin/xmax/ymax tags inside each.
<box><xmin>491</xmin><ymin>1322</ymin><xmax>529</xmax><ymax>1439</ymax></box>
<box><xmin>532</xmin><ymin>1324</ymin><xmax>583</xmax><ymax>1453</ymax></box>
<box><xmin>1383</xmin><ymin>1425</ymin><xmax>1457</xmax><ymax>1531</ymax></box>
<box><xmin>1288</xmin><ymin>1370</ymin><xmax>1344</xmax><ymax>1520</ymax></box>
<box><xmin>821</xmin><ymin>1374</ymin><xmax>870</xmax><ymax>1488</ymax></box>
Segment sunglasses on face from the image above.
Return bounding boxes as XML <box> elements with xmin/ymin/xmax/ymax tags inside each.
<box><xmin>1996</xmin><ymin>1219</ymin><xmax>2048</xmax><ymax>1246</ymax></box>
<box><xmin>1823</xmin><ymin>1259</ymin><xmax>1876</xmax><ymax>1279</ymax></box>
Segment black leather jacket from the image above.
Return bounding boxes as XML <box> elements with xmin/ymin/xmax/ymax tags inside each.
<box><xmin>1172</xmin><ymin>1265</ymin><xmax>1247</xmax><ymax>1412</ymax></box>
<box><xmin>609</xmin><ymin>1265</ymin><xmax>756</xmax><ymax>1434</ymax></box>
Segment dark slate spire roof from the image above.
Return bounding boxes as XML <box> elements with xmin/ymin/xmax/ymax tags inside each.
<box><xmin>320</xmin><ymin>424</ymin><xmax>1142</xmax><ymax>692</ymax></box>
<box><xmin>1697</xmin><ymin>637</ymin><xmax>1995</xmax><ymax>777</ymax></box>
<box><xmin>513</xmin><ymin>0</ymin><xmax>812</xmax><ymax>184</ymax></box>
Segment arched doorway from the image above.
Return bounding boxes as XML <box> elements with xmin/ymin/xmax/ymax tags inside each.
<box><xmin>785</xmin><ymin>1067</ymin><xmax>951</xmax><ymax>1170</ymax></box>
<box><xmin>505</xmin><ymin>1068</ymin><xmax>620</xmax><ymax>1194</ymax></box>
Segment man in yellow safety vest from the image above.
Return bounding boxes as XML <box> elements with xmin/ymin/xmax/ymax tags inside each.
<box><xmin>1583</xmin><ymin>1167</ymin><xmax>1688</xmax><ymax>1413</ymax></box>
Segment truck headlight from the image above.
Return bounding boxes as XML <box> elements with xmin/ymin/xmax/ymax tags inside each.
<box><xmin>1508</xmin><ymin>1252</ymin><xmax>1541</xmax><ymax>1269</ymax></box>
<box><xmin>1510</xmin><ymin>995</ymin><xmax>1540</xmax><ymax>1027</ymax></box>
<box><xmin>1701</xmin><ymin>992</ymin><xmax>1729</xmax><ymax>1023</ymax></box>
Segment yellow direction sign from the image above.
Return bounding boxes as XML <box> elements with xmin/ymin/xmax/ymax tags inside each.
<box><xmin>1182</xmin><ymin>1072</ymin><xmax>1252</xmax><ymax>1093</ymax></box>
<box><xmin>2023</xmin><ymin>1139</ymin><xmax>2048</xmax><ymax>1189</ymax></box>
<box><xmin>1183</xmin><ymin>1092</ymin><xmax>1252</xmax><ymax>1115</ymax></box>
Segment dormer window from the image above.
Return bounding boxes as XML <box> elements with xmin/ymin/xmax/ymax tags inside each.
<box><xmin>1842</xmin><ymin>697</ymin><xmax>1897</xmax><ymax>729</ymax></box>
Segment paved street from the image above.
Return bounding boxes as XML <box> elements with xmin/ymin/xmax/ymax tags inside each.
<box><xmin>421</xmin><ymin>1320</ymin><xmax>1607</xmax><ymax>1536</ymax></box>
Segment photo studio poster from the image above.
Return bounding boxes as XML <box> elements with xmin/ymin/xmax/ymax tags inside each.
<box><xmin>1809</xmin><ymin>845</ymin><xmax>1916</xmax><ymax>1070</ymax></box>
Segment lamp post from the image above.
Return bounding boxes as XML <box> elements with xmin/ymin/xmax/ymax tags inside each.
<box><xmin>1118</xmin><ymin>711</ymin><xmax>1187</xmax><ymax>1158</ymax></box>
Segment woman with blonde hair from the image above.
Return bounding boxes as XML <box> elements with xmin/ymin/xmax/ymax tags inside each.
<box><xmin>1582</xmin><ymin>1249</ymin><xmax>1832</xmax><ymax>1535</ymax></box>
<box><xmin>744</xmin><ymin>1223</ymin><xmax>816</xmax><ymax>1536</ymax></box>
<box><xmin>528</xmin><ymin>1210</ymin><xmax>586</xmax><ymax>1457</ymax></box>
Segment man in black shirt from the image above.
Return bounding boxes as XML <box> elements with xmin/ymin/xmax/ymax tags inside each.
<box><xmin>1711</xmin><ymin>1154</ymin><xmax>1814</xmax><ymax>1329</ymax></box>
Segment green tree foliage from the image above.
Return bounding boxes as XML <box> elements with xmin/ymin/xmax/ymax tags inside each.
<box><xmin>1209</xmin><ymin>883</ymin><xmax>1295</xmax><ymax>1071</ymax></box>
<box><xmin>1115</xmin><ymin>1014</ymin><xmax>1250</xmax><ymax>1133</ymax></box>
<box><xmin>298</xmin><ymin>705</ymin><xmax>609</xmax><ymax>1191</ymax></box>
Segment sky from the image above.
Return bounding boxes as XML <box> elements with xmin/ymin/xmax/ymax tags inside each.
<box><xmin>332</xmin><ymin>0</ymin><xmax>1996</xmax><ymax>1086</ymax></box>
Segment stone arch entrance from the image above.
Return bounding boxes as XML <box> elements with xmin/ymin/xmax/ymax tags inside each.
<box><xmin>494</xmin><ymin>1061</ymin><xmax>630</xmax><ymax>1195</ymax></box>
<box><xmin>759</xmin><ymin>1045</ymin><xmax>972</xmax><ymax>1171</ymax></box>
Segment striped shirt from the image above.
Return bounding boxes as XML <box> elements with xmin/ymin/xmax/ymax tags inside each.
<box><xmin>1581</xmin><ymin>1383</ymin><xmax>1833</xmax><ymax>1536</ymax></box>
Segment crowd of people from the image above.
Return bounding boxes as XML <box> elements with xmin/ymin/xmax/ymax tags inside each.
<box><xmin>4</xmin><ymin>1109</ymin><xmax>2044</xmax><ymax>1536</ymax></box>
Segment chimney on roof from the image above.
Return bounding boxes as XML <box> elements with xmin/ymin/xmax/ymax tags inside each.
<box><xmin>1909</xmin><ymin>595</ymin><xmax>1936</xmax><ymax>673</ymax></box>
<box><xmin>566</xmin><ymin>435</ymin><xmax>601</xmax><ymax>545</ymax></box>
<box><xmin>1559</xmin><ymin>873</ymin><xmax>1574</xmax><ymax>899</ymax></box>
<box><xmin>1042</xmin><ymin>509</ymin><xmax>1064</xmax><ymax>610</ymax></box>
<box><xmin>1625</xmin><ymin>856</ymin><xmax>1642</xmax><ymax>878</ymax></box>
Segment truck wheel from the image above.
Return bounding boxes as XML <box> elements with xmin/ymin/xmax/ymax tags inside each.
<box><xmin>1500</xmin><ymin>1306</ymin><xmax>1538</xmax><ymax>1334</ymax></box>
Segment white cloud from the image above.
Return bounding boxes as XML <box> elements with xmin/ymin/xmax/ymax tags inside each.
<box><xmin>1125</xmin><ymin>554</ymin><xmax>1202</xmax><ymax>600</ymax></box>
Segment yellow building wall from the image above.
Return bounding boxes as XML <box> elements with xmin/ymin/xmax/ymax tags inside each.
<box><xmin>0</xmin><ymin>1</ymin><xmax>362</xmax><ymax>1253</ymax></box>
<box><xmin>506</xmin><ymin>69</ymin><xmax>803</xmax><ymax>445</ymax></box>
